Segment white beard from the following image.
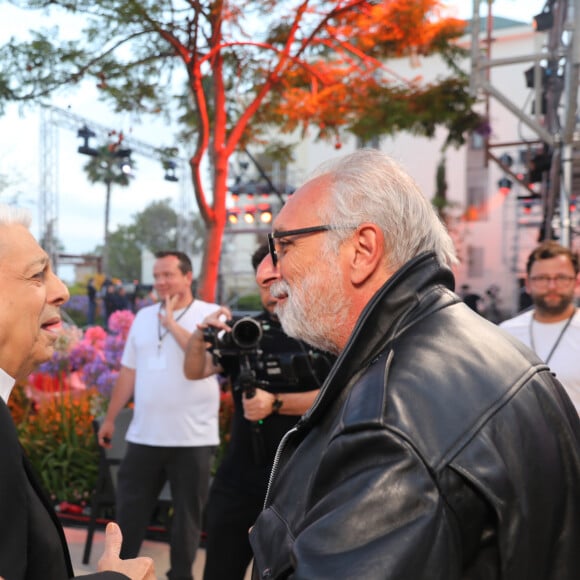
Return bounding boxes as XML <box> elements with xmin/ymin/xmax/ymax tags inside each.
<box><xmin>271</xmin><ymin>260</ymin><xmax>349</xmax><ymax>355</ymax></box>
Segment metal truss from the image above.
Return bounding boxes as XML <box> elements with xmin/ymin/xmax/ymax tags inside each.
<box><xmin>470</xmin><ymin>0</ymin><xmax>580</xmax><ymax>246</ymax></box>
<box><xmin>38</xmin><ymin>103</ymin><xmax>191</xmax><ymax>270</ymax></box>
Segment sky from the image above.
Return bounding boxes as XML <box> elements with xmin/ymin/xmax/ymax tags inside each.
<box><xmin>0</xmin><ymin>0</ymin><xmax>549</xmax><ymax>282</ymax></box>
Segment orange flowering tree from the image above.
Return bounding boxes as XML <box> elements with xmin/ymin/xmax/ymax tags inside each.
<box><xmin>0</xmin><ymin>0</ymin><xmax>480</xmax><ymax>300</ymax></box>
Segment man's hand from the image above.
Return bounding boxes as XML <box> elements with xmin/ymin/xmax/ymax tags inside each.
<box><xmin>243</xmin><ymin>388</ymin><xmax>277</xmax><ymax>421</ymax></box>
<box><xmin>97</xmin><ymin>522</ymin><xmax>156</xmax><ymax>579</ymax></box>
<box><xmin>196</xmin><ymin>305</ymin><xmax>234</xmax><ymax>337</ymax></box>
<box><xmin>97</xmin><ymin>419</ymin><xmax>115</xmax><ymax>449</ymax></box>
<box><xmin>158</xmin><ymin>295</ymin><xmax>179</xmax><ymax>331</ymax></box>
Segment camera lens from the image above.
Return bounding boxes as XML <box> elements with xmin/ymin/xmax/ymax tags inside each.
<box><xmin>231</xmin><ymin>318</ymin><xmax>263</xmax><ymax>349</ymax></box>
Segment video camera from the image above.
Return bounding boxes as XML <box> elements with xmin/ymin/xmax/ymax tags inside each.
<box><xmin>203</xmin><ymin>314</ymin><xmax>334</xmax><ymax>466</ymax></box>
<box><xmin>202</xmin><ymin>316</ymin><xmax>264</xmax><ymax>355</ymax></box>
<box><xmin>203</xmin><ymin>315</ymin><xmax>331</xmax><ymax>394</ymax></box>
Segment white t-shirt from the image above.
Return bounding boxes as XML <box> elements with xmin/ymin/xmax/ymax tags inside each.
<box><xmin>500</xmin><ymin>309</ymin><xmax>580</xmax><ymax>415</ymax></box>
<box><xmin>121</xmin><ymin>299</ymin><xmax>221</xmax><ymax>446</ymax></box>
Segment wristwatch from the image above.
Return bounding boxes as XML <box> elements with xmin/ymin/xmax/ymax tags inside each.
<box><xmin>272</xmin><ymin>394</ymin><xmax>283</xmax><ymax>414</ymax></box>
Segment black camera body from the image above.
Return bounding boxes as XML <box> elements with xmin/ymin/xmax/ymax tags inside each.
<box><xmin>204</xmin><ymin>315</ymin><xmax>333</xmax><ymax>397</ymax></box>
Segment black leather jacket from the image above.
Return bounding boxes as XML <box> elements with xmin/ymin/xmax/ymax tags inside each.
<box><xmin>249</xmin><ymin>253</ymin><xmax>580</xmax><ymax>579</ymax></box>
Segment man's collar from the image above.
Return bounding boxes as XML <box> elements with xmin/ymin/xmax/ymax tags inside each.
<box><xmin>0</xmin><ymin>368</ymin><xmax>16</xmax><ymax>403</ymax></box>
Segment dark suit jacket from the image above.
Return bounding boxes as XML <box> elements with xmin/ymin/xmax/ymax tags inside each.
<box><xmin>0</xmin><ymin>398</ymin><xmax>127</xmax><ymax>579</ymax></box>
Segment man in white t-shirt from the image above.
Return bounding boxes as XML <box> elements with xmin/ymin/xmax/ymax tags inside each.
<box><xmin>98</xmin><ymin>251</ymin><xmax>220</xmax><ymax>580</ymax></box>
<box><xmin>500</xmin><ymin>240</ymin><xmax>580</xmax><ymax>415</ymax></box>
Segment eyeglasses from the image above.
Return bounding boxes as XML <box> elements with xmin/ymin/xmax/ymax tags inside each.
<box><xmin>268</xmin><ymin>225</ymin><xmax>354</xmax><ymax>267</ymax></box>
<box><xmin>528</xmin><ymin>274</ymin><xmax>577</xmax><ymax>288</ymax></box>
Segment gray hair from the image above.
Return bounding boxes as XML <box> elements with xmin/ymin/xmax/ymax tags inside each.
<box><xmin>0</xmin><ymin>204</ymin><xmax>32</xmax><ymax>228</ymax></box>
<box><xmin>309</xmin><ymin>149</ymin><xmax>458</xmax><ymax>269</ymax></box>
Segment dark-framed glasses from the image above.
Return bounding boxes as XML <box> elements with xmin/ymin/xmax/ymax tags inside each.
<box><xmin>528</xmin><ymin>274</ymin><xmax>577</xmax><ymax>288</ymax></box>
<box><xmin>268</xmin><ymin>225</ymin><xmax>355</xmax><ymax>267</ymax></box>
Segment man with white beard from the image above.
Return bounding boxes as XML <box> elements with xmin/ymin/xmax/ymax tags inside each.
<box><xmin>248</xmin><ymin>149</ymin><xmax>580</xmax><ymax>580</ymax></box>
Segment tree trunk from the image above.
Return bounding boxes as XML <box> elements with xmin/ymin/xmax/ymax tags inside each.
<box><xmin>195</xmin><ymin>152</ymin><xmax>229</xmax><ymax>302</ymax></box>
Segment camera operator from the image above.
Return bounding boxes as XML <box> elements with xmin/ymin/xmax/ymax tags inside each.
<box><xmin>184</xmin><ymin>243</ymin><xmax>334</xmax><ymax>580</ymax></box>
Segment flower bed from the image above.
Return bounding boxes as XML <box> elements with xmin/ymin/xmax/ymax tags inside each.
<box><xmin>9</xmin><ymin>311</ymin><xmax>135</xmax><ymax>504</ymax></box>
<box><xmin>9</xmin><ymin>309</ymin><xmax>233</xmax><ymax>504</ymax></box>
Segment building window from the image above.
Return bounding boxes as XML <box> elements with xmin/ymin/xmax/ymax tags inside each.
<box><xmin>467</xmin><ymin>245</ymin><xmax>485</xmax><ymax>278</ymax></box>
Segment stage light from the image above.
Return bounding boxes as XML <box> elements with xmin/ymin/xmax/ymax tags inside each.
<box><xmin>259</xmin><ymin>211</ymin><xmax>273</xmax><ymax>224</ymax></box>
<box><xmin>528</xmin><ymin>147</ymin><xmax>552</xmax><ymax>184</ymax></box>
<box><xmin>499</xmin><ymin>153</ymin><xmax>514</xmax><ymax>168</ymax></box>
<box><xmin>163</xmin><ymin>160</ymin><xmax>179</xmax><ymax>182</ymax></box>
<box><xmin>498</xmin><ymin>177</ymin><xmax>513</xmax><ymax>195</ymax></box>
<box><xmin>524</xmin><ymin>65</ymin><xmax>548</xmax><ymax>89</ymax></box>
<box><xmin>257</xmin><ymin>204</ymin><xmax>273</xmax><ymax>224</ymax></box>
<box><xmin>533</xmin><ymin>9</ymin><xmax>554</xmax><ymax>32</ymax></box>
<box><xmin>114</xmin><ymin>148</ymin><xmax>133</xmax><ymax>176</ymax></box>
<box><xmin>77</xmin><ymin>124</ymin><xmax>98</xmax><ymax>156</ymax></box>
<box><xmin>227</xmin><ymin>208</ymin><xmax>240</xmax><ymax>225</ymax></box>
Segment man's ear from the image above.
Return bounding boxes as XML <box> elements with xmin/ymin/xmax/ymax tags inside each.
<box><xmin>349</xmin><ymin>223</ymin><xmax>384</xmax><ymax>286</ymax></box>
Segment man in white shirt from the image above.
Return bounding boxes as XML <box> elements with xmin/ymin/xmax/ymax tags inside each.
<box><xmin>500</xmin><ymin>240</ymin><xmax>580</xmax><ymax>415</ymax></box>
<box><xmin>98</xmin><ymin>251</ymin><xmax>220</xmax><ymax>580</ymax></box>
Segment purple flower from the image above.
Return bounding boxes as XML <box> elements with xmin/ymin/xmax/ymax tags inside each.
<box><xmin>30</xmin><ymin>314</ymin><xmax>134</xmax><ymax>403</ymax></box>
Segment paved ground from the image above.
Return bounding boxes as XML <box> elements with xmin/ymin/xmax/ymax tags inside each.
<box><xmin>65</xmin><ymin>526</ymin><xmax>252</xmax><ymax>579</ymax></box>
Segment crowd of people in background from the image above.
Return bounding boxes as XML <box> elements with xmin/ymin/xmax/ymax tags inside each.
<box><xmin>83</xmin><ymin>277</ymin><xmax>154</xmax><ymax>328</ymax></box>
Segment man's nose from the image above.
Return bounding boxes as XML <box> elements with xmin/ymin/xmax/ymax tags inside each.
<box><xmin>48</xmin><ymin>271</ymin><xmax>70</xmax><ymax>305</ymax></box>
<box><xmin>256</xmin><ymin>253</ymin><xmax>279</xmax><ymax>284</ymax></box>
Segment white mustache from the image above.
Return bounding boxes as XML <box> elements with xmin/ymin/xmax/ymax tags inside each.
<box><xmin>270</xmin><ymin>280</ymin><xmax>290</xmax><ymax>299</ymax></box>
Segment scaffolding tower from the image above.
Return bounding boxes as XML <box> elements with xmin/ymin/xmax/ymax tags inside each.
<box><xmin>470</xmin><ymin>0</ymin><xmax>580</xmax><ymax>249</ymax></box>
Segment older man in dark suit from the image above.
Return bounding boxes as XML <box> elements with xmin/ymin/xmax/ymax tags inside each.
<box><xmin>0</xmin><ymin>204</ymin><xmax>156</xmax><ymax>580</ymax></box>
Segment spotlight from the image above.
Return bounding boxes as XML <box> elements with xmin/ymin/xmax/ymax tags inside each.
<box><xmin>77</xmin><ymin>125</ymin><xmax>98</xmax><ymax>156</ymax></box>
<box><xmin>243</xmin><ymin>211</ymin><xmax>255</xmax><ymax>224</ymax></box>
<box><xmin>163</xmin><ymin>160</ymin><xmax>179</xmax><ymax>182</ymax></box>
<box><xmin>259</xmin><ymin>210</ymin><xmax>273</xmax><ymax>224</ymax></box>
<box><xmin>499</xmin><ymin>153</ymin><xmax>514</xmax><ymax>168</ymax></box>
<box><xmin>498</xmin><ymin>177</ymin><xmax>513</xmax><ymax>195</ymax></box>
<box><xmin>533</xmin><ymin>9</ymin><xmax>554</xmax><ymax>32</ymax></box>
<box><xmin>258</xmin><ymin>204</ymin><xmax>273</xmax><ymax>224</ymax></box>
<box><xmin>528</xmin><ymin>147</ymin><xmax>552</xmax><ymax>184</ymax></box>
<box><xmin>524</xmin><ymin>65</ymin><xmax>547</xmax><ymax>89</ymax></box>
<box><xmin>114</xmin><ymin>148</ymin><xmax>133</xmax><ymax>176</ymax></box>
<box><xmin>227</xmin><ymin>208</ymin><xmax>240</xmax><ymax>225</ymax></box>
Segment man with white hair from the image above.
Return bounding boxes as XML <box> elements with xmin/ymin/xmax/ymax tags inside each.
<box><xmin>249</xmin><ymin>149</ymin><xmax>580</xmax><ymax>579</ymax></box>
<box><xmin>0</xmin><ymin>204</ymin><xmax>155</xmax><ymax>579</ymax></box>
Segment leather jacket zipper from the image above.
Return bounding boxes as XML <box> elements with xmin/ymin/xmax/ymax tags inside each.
<box><xmin>263</xmin><ymin>425</ymin><xmax>298</xmax><ymax>509</ymax></box>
